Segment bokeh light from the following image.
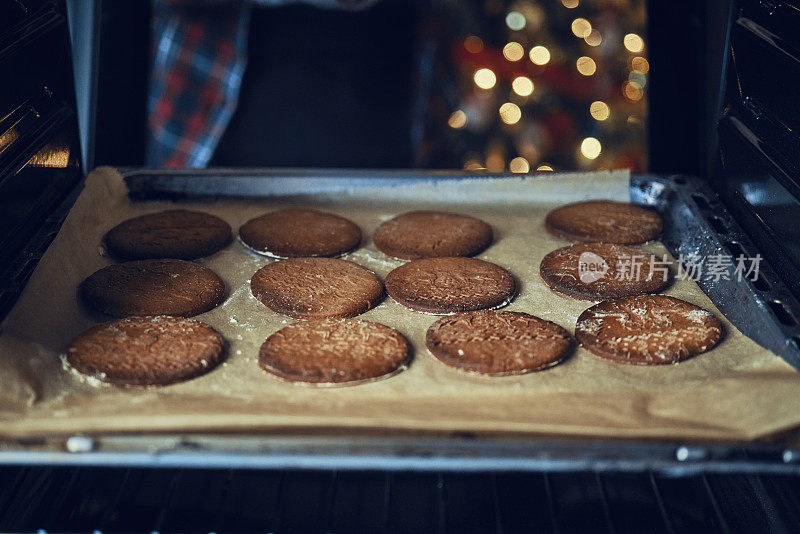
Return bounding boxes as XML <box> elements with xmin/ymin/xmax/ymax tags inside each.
<box><xmin>581</xmin><ymin>137</ymin><xmax>602</xmax><ymax>159</ymax></box>
<box><xmin>631</xmin><ymin>56</ymin><xmax>650</xmax><ymax>72</ymax></box>
<box><xmin>624</xmin><ymin>33</ymin><xmax>644</xmax><ymax>52</ymax></box>
<box><xmin>623</xmin><ymin>80</ymin><xmax>643</xmax><ymax>101</ymax></box>
<box><xmin>439</xmin><ymin>1</ymin><xmax>648</xmax><ymax>172</ymax></box>
<box><xmin>463</xmin><ymin>35</ymin><xmax>484</xmax><ymax>54</ymax></box>
<box><xmin>503</xmin><ymin>42</ymin><xmax>525</xmax><ymax>62</ymax></box>
<box><xmin>512</xmin><ymin>76</ymin><xmax>534</xmax><ymax>96</ymax></box>
<box><xmin>448</xmin><ymin>110</ymin><xmax>467</xmax><ymax>129</ymax></box>
<box><xmin>509</xmin><ymin>156</ymin><xmax>530</xmax><ymax>173</ymax></box>
<box><xmin>529</xmin><ymin>45</ymin><xmax>551</xmax><ymax>65</ymax></box>
<box><xmin>576</xmin><ymin>56</ymin><xmax>596</xmax><ymax>76</ymax></box>
<box><xmin>629</xmin><ymin>70</ymin><xmax>647</xmax><ymax>87</ymax></box>
<box><xmin>506</xmin><ymin>11</ymin><xmax>526</xmax><ymax>31</ymax></box>
<box><xmin>571</xmin><ymin>18</ymin><xmax>592</xmax><ymax>38</ymax></box>
<box><xmin>499</xmin><ymin>102</ymin><xmax>522</xmax><ymax>124</ymax></box>
<box><xmin>584</xmin><ymin>29</ymin><xmax>602</xmax><ymax>46</ymax></box>
<box><xmin>590</xmin><ymin>101</ymin><xmax>610</xmax><ymax>121</ymax></box>
<box><xmin>474</xmin><ymin>68</ymin><xmax>497</xmax><ymax>89</ymax></box>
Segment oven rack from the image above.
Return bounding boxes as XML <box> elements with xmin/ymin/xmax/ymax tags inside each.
<box><xmin>1</xmin><ymin>463</ymin><xmax>798</xmax><ymax>533</ymax></box>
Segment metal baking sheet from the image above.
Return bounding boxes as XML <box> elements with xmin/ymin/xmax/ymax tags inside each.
<box><xmin>2</xmin><ymin>167</ymin><xmax>800</xmax><ymax>472</ymax></box>
<box><xmin>122</xmin><ymin>167</ymin><xmax>800</xmax><ymax>371</ymax></box>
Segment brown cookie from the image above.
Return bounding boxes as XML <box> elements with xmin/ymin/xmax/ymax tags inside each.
<box><xmin>239</xmin><ymin>208</ymin><xmax>361</xmax><ymax>258</ymax></box>
<box><xmin>250</xmin><ymin>257</ymin><xmax>383</xmax><ymax>319</ymax></box>
<box><xmin>544</xmin><ymin>200</ymin><xmax>663</xmax><ymax>244</ymax></box>
<box><xmin>80</xmin><ymin>259</ymin><xmax>225</xmax><ymax>317</ymax></box>
<box><xmin>65</xmin><ymin>316</ymin><xmax>224</xmax><ymax>386</ymax></box>
<box><xmin>259</xmin><ymin>319</ymin><xmax>409</xmax><ymax>385</ymax></box>
<box><xmin>385</xmin><ymin>257</ymin><xmax>515</xmax><ymax>315</ymax></box>
<box><xmin>539</xmin><ymin>243</ymin><xmax>670</xmax><ymax>301</ymax></box>
<box><xmin>104</xmin><ymin>209</ymin><xmax>231</xmax><ymax>260</ymax></box>
<box><xmin>426</xmin><ymin>310</ymin><xmax>572</xmax><ymax>375</ymax></box>
<box><xmin>575</xmin><ymin>295</ymin><xmax>723</xmax><ymax>365</ymax></box>
<box><xmin>373</xmin><ymin>210</ymin><xmax>493</xmax><ymax>260</ymax></box>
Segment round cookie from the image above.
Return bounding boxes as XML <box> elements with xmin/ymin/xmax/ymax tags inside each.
<box><xmin>250</xmin><ymin>257</ymin><xmax>383</xmax><ymax>319</ymax></box>
<box><xmin>80</xmin><ymin>259</ymin><xmax>225</xmax><ymax>317</ymax></box>
<box><xmin>544</xmin><ymin>200</ymin><xmax>663</xmax><ymax>244</ymax></box>
<box><xmin>373</xmin><ymin>211</ymin><xmax>493</xmax><ymax>260</ymax></box>
<box><xmin>426</xmin><ymin>310</ymin><xmax>572</xmax><ymax>375</ymax></box>
<box><xmin>104</xmin><ymin>209</ymin><xmax>231</xmax><ymax>260</ymax></box>
<box><xmin>385</xmin><ymin>257</ymin><xmax>515</xmax><ymax>314</ymax></box>
<box><xmin>239</xmin><ymin>208</ymin><xmax>361</xmax><ymax>258</ymax></box>
<box><xmin>575</xmin><ymin>294</ymin><xmax>722</xmax><ymax>365</ymax></box>
<box><xmin>259</xmin><ymin>319</ymin><xmax>409</xmax><ymax>385</ymax></box>
<box><xmin>65</xmin><ymin>316</ymin><xmax>224</xmax><ymax>386</ymax></box>
<box><xmin>539</xmin><ymin>243</ymin><xmax>670</xmax><ymax>301</ymax></box>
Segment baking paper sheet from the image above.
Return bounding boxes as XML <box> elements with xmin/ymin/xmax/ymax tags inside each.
<box><xmin>2</xmin><ymin>167</ymin><xmax>800</xmax><ymax>442</ymax></box>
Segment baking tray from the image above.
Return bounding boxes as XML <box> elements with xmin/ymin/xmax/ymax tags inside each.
<box><xmin>2</xmin><ymin>168</ymin><xmax>800</xmax><ymax>473</ymax></box>
<box><xmin>120</xmin><ymin>167</ymin><xmax>800</xmax><ymax>372</ymax></box>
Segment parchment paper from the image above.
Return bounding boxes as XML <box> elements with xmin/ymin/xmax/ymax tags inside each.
<box><xmin>2</xmin><ymin>167</ymin><xmax>800</xmax><ymax>442</ymax></box>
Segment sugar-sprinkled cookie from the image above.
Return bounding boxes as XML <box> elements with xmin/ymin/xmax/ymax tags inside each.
<box><xmin>65</xmin><ymin>316</ymin><xmax>224</xmax><ymax>386</ymax></box>
<box><xmin>259</xmin><ymin>319</ymin><xmax>409</xmax><ymax>385</ymax></box>
<box><xmin>540</xmin><ymin>243</ymin><xmax>670</xmax><ymax>301</ymax></box>
<box><xmin>250</xmin><ymin>257</ymin><xmax>383</xmax><ymax>319</ymax></box>
<box><xmin>575</xmin><ymin>294</ymin><xmax>722</xmax><ymax>365</ymax></box>
<box><xmin>426</xmin><ymin>310</ymin><xmax>572</xmax><ymax>375</ymax></box>
<box><xmin>385</xmin><ymin>257</ymin><xmax>515</xmax><ymax>314</ymax></box>
<box><xmin>544</xmin><ymin>200</ymin><xmax>662</xmax><ymax>244</ymax></box>
<box><xmin>239</xmin><ymin>208</ymin><xmax>361</xmax><ymax>258</ymax></box>
<box><xmin>373</xmin><ymin>211</ymin><xmax>493</xmax><ymax>260</ymax></box>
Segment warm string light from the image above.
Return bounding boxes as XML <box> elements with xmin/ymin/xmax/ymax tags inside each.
<box><xmin>463</xmin><ymin>35</ymin><xmax>484</xmax><ymax>54</ymax></box>
<box><xmin>474</xmin><ymin>68</ymin><xmax>496</xmax><ymax>89</ymax></box>
<box><xmin>631</xmin><ymin>56</ymin><xmax>649</xmax><ymax>73</ymax></box>
<box><xmin>509</xmin><ymin>156</ymin><xmax>530</xmax><ymax>173</ymax></box>
<box><xmin>529</xmin><ymin>45</ymin><xmax>550</xmax><ymax>65</ymax></box>
<box><xmin>448</xmin><ymin>110</ymin><xmax>467</xmax><ymax>129</ymax></box>
<box><xmin>581</xmin><ymin>137</ymin><xmax>602</xmax><ymax>159</ymax></box>
<box><xmin>449</xmin><ymin>3</ymin><xmax>647</xmax><ymax>173</ymax></box>
<box><xmin>512</xmin><ymin>76</ymin><xmax>534</xmax><ymax>96</ymax></box>
<box><xmin>623</xmin><ymin>81</ymin><xmax>643</xmax><ymax>101</ymax></box>
<box><xmin>503</xmin><ymin>42</ymin><xmax>525</xmax><ymax>62</ymax></box>
<box><xmin>590</xmin><ymin>101</ymin><xmax>610</xmax><ymax>121</ymax></box>
<box><xmin>624</xmin><ymin>33</ymin><xmax>644</xmax><ymax>53</ymax></box>
<box><xmin>576</xmin><ymin>56</ymin><xmax>596</xmax><ymax>76</ymax></box>
<box><xmin>584</xmin><ymin>29</ymin><xmax>602</xmax><ymax>46</ymax></box>
<box><xmin>499</xmin><ymin>102</ymin><xmax>522</xmax><ymax>124</ymax></box>
<box><xmin>571</xmin><ymin>18</ymin><xmax>592</xmax><ymax>38</ymax></box>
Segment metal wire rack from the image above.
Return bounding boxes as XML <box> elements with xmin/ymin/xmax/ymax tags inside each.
<box><xmin>1</xmin><ymin>465</ymin><xmax>798</xmax><ymax>533</ymax></box>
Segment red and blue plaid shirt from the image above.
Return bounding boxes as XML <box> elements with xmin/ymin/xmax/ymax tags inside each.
<box><xmin>147</xmin><ymin>1</ymin><xmax>250</xmax><ymax>168</ymax></box>
<box><xmin>147</xmin><ymin>0</ymin><xmax>376</xmax><ymax>168</ymax></box>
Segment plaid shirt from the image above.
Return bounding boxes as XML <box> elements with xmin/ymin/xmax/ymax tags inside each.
<box><xmin>147</xmin><ymin>0</ymin><xmax>376</xmax><ymax>168</ymax></box>
<box><xmin>147</xmin><ymin>1</ymin><xmax>250</xmax><ymax>168</ymax></box>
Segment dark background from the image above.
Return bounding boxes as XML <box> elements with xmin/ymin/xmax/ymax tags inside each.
<box><xmin>93</xmin><ymin>0</ymin><xmax>728</xmax><ymax>177</ymax></box>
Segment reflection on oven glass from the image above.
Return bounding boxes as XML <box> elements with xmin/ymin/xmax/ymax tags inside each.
<box><xmin>27</xmin><ymin>143</ymin><xmax>72</xmax><ymax>168</ymax></box>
